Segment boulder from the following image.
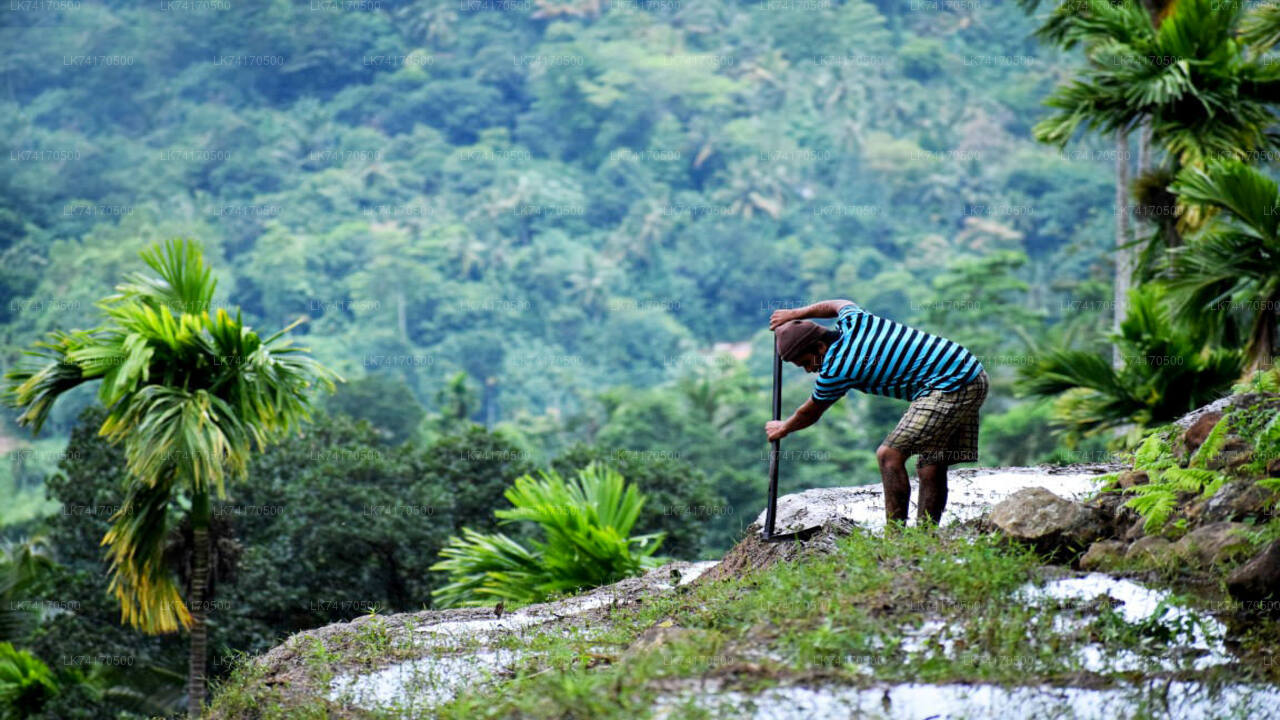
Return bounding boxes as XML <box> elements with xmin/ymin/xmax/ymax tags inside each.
<box><xmin>1124</xmin><ymin>518</ymin><xmax>1146</xmax><ymax>541</ymax></box>
<box><xmin>1079</xmin><ymin>540</ymin><xmax>1125</xmax><ymax>571</ymax></box>
<box><xmin>1182</xmin><ymin>412</ymin><xmax>1223</xmax><ymax>456</ymax></box>
<box><xmin>1172</xmin><ymin>522</ymin><xmax>1253</xmax><ymax>567</ymax></box>
<box><xmin>1173</xmin><ymin>394</ymin><xmax>1266</xmax><ymax>430</ymax></box>
<box><xmin>988</xmin><ymin>487</ymin><xmax>1108</xmax><ymax>558</ymax></box>
<box><xmin>1227</xmin><ymin>540</ymin><xmax>1280</xmax><ymax>603</ymax></box>
<box><xmin>1116</xmin><ymin>470</ymin><xmax>1149</xmax><ymax>490</ymax></box>
<box><xmin>1200</xmin><ymin>481</ymin><xmax>1276</xmax><ymax>523</ymax></box>
<box><xmin>1126</xmin><ymin>536</ymin><xmax>1173</xmax><ymax>563</ymax></box>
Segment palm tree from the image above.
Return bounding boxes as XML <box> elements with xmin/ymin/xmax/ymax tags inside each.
<box><xmin>0</xmin><ymin>536</ymin><xmax>55</xmax><ymax>643</ymax></box>
<box><xmin>4</xmin><ymin>239</ymin><xmax>338</xmax><ymax>717</ymax></box>
<box><xmin>1021</xmin><ymin>0</ymin><xmax>1280</xmax><ymax>356</ymax></box>
<box><xmin>1018</xmin><ymin>284</ymin><xmax>1242</xmax><ymax>443</ymax></box>
<box><xmin>1166</xmin><ymin>159</ymin><xmax>1280</xmax><ymax>374</ymax></box>
<box><xmin>431</xmin><ymin>464</ymin><xmax>663</xmax><ymax>608</ymax></box>
<box><xmin>1032</xmin><ymin>0</ymin><xmax>1280</xmax><ymax>173</ymax></box>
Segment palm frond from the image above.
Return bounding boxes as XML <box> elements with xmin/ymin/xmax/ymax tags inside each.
<box><xmin>106</xmin><ymin>238</ymin><xmax>216</xmax><ymax>316</ymax></box>
<box><xmin>433</xmin><ymin>465</ymin><xmax>663</xmax><ymax>608</ymax></box>
<box><xmin>101</xmin><ymin>476</ymin><xmax>192</xmax><ymax>633</ymax></box>
<box><xmin>429</xmin><ymin>529</ymin><xmax>546</xmax><ymax>607</ymax></box>
<box><xmin>1242</xmin><ymin>1</ymin><xmax>1280</xmax><ymax>51</ymax></box>
<box><xmin>3</xmin><ymin>331</ymin><xmax>100</xmax><ymax>435</ymax></box>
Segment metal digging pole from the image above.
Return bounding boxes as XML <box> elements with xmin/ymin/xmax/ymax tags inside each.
<box><xmin>763</xmin><ymin>334</ymin><xmax>783</xmax><ymax>541</ymax></box>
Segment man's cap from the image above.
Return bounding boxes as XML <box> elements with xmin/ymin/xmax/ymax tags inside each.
<box><xmin>776</xmin><ymin>320</ymin><xmax>827</xmax><ymax>361</ymax></box>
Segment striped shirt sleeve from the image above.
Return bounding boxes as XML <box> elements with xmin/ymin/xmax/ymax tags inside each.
<box><xmin>810</xmin><ymin>303</ymin><xmax>861</xmax><ymax>404</ymax></box>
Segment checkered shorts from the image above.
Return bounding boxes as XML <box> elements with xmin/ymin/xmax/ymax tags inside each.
<box><xmin>884</xmin><ymin>371</ymin><xmax>988</xmax><ymax>467</ymax></box>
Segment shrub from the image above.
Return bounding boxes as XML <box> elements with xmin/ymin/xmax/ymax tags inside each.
<box><xmin>431</xmin><ymin>464</ymin><xmax>664</xmax><ymax>608</ymax></box>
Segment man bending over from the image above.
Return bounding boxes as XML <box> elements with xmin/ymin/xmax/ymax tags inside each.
<box><xmin>764</xmin><ymin>300</ymin><xmax>987</xmax><ymax>526</ymax></box>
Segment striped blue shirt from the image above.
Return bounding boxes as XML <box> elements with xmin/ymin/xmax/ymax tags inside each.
<box><xmin>812</xmin><ymin>304</ymin><xmax>983</xmax><ymax>403</ymax></box>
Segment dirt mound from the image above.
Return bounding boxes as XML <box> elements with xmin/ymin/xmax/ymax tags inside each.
<box><xmin>695</xmin><ymin>518</ymin><xmax>856</xmax><ymax>584</ymax></box>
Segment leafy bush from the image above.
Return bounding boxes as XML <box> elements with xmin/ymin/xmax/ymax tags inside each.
<box><xmin>431</xmin><ymin>464</ymin><xmax>664</xmax><ymax>608</ymax></box>
<box><xmin>0</xmin><ymin>642</ymin><xmax>58</xmax><ymax>720</ymax></box>
<box><xmin>1019</xmin><ymin>285</ymin><xmax>1242</xmax><ymax>443</ymax></box>
<box><xmin>551</xmin><ymin>445</ymin><xmax>719</xmax><ymax>560</ymax></box>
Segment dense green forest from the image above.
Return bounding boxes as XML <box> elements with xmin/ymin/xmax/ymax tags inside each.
<box><xmin>1</xmin><ymin>0</ymin><xmax>1119</xmax><ymax>525</ymax></box>
<box><xmin>3</xmin><ymin>0</ymin><xmax>1278</xmax><ymax>716</ymax></box>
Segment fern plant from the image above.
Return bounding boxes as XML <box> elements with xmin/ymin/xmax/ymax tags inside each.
<box><xmin>431</xmin><ymin>463</ymin><xmax>665</xmax><ymax>608</ymax></box>
<box><xmin>1120</xmin><ymin>432</ymin><xmax>1230</xmax><ymax>534</ymax></box>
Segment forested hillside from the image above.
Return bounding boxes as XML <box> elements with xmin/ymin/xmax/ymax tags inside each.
<box><xmin>1</xmin><ymin>0</ymin><xmax>1117</xmax><ymax>531</ymax></box>
<box><xmin>6</xmin><ymin>1</ymin><xmax>1280</xmax><ymax>717</ymax></box>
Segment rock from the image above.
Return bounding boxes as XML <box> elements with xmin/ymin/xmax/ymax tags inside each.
<box><xmin>1269</xmin><ymin>457</ymin><xmax>1280</xmax><ymax>478</ymax></box>
<box><xmin>989</xmin><ymin>487</ymin><xmax>1108</xmax><ymax>558</ymax></box>
<box><xmin>1184</xmin><ymin>498</ymin><xmax>1207</xmax><ymax>524</ymax></box>
<box><xmin>1201</xmin><ymin>481</ymin><xmax>1276</xmax><ymax>523</ymax></box>
<box><xmin>1182</xmin><ymin>413</ymin><xmax>1223</xmax><ymax>456</ymax></box>
<box><xmin>1173</xmin><ymin>394</ymin><xmax>1263</xmax><ymax>430</ymax></box>
<box><xmin>1126</xmin><ymin>536</ymin><xmax>1173</xmax><ymax>563</ymax></box>
<box><xmin>1204</xmin><ymin>437</ymin><xmax>1254</xmax><ymax>472</ymax></box>
<box><xmin>1227</xmin><ymin>540</ymin><xmax>1280</xmax><ymax>603</ymax></box>
<box><xmin>1172</xmin><ymin>522</ymin><xmax>1253</xmax><ymax>567</ymax></box>
<box><xmin>1116</xmin><ymin>471</ymin><xmax>1149</xmax><ymax>490</ymax></box>
<box><xmin>1124</xmin><ymin>518</ymin><xmax>1146</xmax><ymax>541</ymax></box>
<box><xmin>1112</xmin><ymin>502</ymin><xmax>1138</xmax><ymax>530</ymax></box>
<box><xmin>1079</xmin><ymin>540</ymin><xmax>1125</xmax><ymax>571</ymax></box>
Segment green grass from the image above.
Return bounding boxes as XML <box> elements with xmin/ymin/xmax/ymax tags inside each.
<box><xmin>424</xmin><ymin>529</ymin><xmax>1224</xmax><ymax>719</ymax></box>
<box><xmin>208</xmin><ymin>526</ymin><xmax>1277</xmax><ymax>719</ymax></box>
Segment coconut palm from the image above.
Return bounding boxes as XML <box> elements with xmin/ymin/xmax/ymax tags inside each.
<box><xmin>3</xmin><ymin>239</ymin><xmax>338</xmax><ymax>717</ymax></box>
<box><xmin>1165</xmin><ymin>159</ymin><xmax>1280</xmax><ymax>374</ymax></box>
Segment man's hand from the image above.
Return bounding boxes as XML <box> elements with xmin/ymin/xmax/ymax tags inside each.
<box><xmin>765</xmin><ymin>398</ymin><xmax>833</xmax><ymax>442</ymax></box>
<box><xmin>765</xmin><ymin>420</ymin><xmax>788</xmax><ymax>442</ymax></box>
<box><xmin>769</xmin><ymin>300</ymin><xmax>855</xmax><ymax>330</ymax></box>
<box><xmin>769</xmin><ymin>308</ymin><xmax>797</xmax><ymax>330</ymax></box>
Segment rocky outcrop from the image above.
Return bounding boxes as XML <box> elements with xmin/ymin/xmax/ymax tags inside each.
<box><xmin>988</xmin><ymin>487</ymin><xmax>1108</xmax><ymax>559</ymax></box>
<box><xmin>1227</xmin><ymin>540</ymin><xmax>1280</xmax><ymax>602</ymax></box>
<box><xmin>1181</xmin><ymin>412</ymin><xmax>1223</xmax><ymax>456</ymax></box>
<box><xmin>1195</xmin><ymin>481</ymin><xmax>1277</xmax><ymax>524</ymax></box>
<box><xmin>1172</xmin><ymin>522</ymin><xmax>1254</xmax><ymax>567</ymax></box>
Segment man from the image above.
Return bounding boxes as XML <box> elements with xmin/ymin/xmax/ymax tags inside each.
<box><xmin>764</xmin><ymin>299</ymin><xmax>987</xmax><ymax>526</ymax></box>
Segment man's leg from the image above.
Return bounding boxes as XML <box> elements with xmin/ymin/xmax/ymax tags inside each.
<box><xmin>916</xmin><ymin>460</ymin><xmax>949</xmax><ymax>527</ymax></box>
<box><xmin>876</xmin><ymin>444</ymin><xmax>911</xmax><ymax>525</ymax></box>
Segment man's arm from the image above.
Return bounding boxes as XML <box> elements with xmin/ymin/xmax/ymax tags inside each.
<box><xmin>769</xmin><ymin>299</ymin><xmax>855</xmax><ymax>329</ymax></box>
<box><xmin>765</xmin><ymin>397</ymin><xmax>833</xmax><ymax>441</ymax></box>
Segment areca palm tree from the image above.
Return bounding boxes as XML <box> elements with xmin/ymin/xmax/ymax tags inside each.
<box><xmin>1033</xmin><ymin>0</ymin><xmax>1280</xmax><ymax>173</ymax></box>
<box><xmin>4</xmin><ymin>239</ymin><xmax>338</xmax><ymax>716</ymax></box>
<box><xmin>1166</xmin><ymin>159</ymin><xmax>1280</xmax><ymax>373</ymax></box>
<box><xmin>1022</xmin><ymin>0</ymin><xmax>1280</xmax><ymax>359</ymax></box>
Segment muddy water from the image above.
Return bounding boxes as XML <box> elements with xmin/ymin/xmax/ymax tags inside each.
<box><xmin>655</xmin><ymin>681</ymin><xmax>1280</xmax><ymax>719</ymax></box>
<box><xmin>323</xmin><ymin>468</ymin><xmax>1279</xmax><ymax>718</ymax></box>
<box><xmin>326</xmin><ymin>561</ymin><xmax>719</xmax><ymax>710</ymax></box>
